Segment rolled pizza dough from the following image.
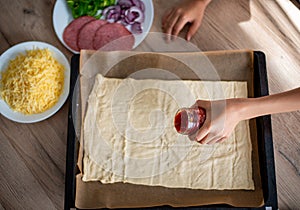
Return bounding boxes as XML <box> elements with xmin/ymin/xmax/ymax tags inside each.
<box><xmin>82</xmin><ymin>74</ymin><xmax>254</xmax><ymax>190</ymax></box>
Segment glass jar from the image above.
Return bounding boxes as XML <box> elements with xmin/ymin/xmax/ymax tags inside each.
<box><xmin>174</xmin><ymin>107</ymin><xmax>206</xmax><ymax>135</ymax></box>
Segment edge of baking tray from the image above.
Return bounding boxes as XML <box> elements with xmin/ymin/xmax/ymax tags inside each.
<box><xmin>253</xmin><ymin>51</ymin><xmax>278</xmax><ymax>209</ymax></box>
<box><xmin>65</xmin><ymin>54</ymin><xmax>80</xmax><ymax>210</ymax></box>
<box><xmin>64</xmin><ymin>51</ymin><xmax>278</xmax><ymax>210</ymax></box>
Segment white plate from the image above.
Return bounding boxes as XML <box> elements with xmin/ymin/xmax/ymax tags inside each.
<box><xmin>0</xmin><ymin>41</ymin><xmax>70</xmax><ymax>123</ymax></box>
<box><xmin>52</xmin><ymin>0</ymin><xmax>154</xmax><ymax>54</ymax></box>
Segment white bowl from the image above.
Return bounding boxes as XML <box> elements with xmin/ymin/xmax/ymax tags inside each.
<box><xmin>0</xmin><ymin>41</ymin><xmax>70</xmax><ymax>123</ymax></box>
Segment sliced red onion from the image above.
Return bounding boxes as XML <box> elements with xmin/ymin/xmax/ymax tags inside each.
<box><xmin>117</xmin><ymin>0</ymin><xmax>133</xmax><ymax>8</ymax></box>
<box><xmin>103</xmin><ymin>5</ymin><xmax>121</xmax><ymax>21</ymax></box>
<box><xmin>124</xmin><ymin>6</ymin><xmax>144</xmax><ymax>24</ymax></box>
<box><xmin>131</xmin><ymin>22</ymin><xmax>143</xmax><ymax>34</ymax></box>
<box><xmin>116</xmin><ymin>19</ymin><xmax>129</xmax><ymax>26</ymax></box>
<box><xmin>103</xmin><ymin>0</ymin><xmax>145</xmax><ymax>34</ymax></box>
<box><xmin>130</xmin><ymin>0</ymin><xmax>145</xmax><ymax>12</ymax></box>
<box><xmin>121</xmin><ymin>8</ymin><xmax>126</xmax><ymax>16</ymax></box>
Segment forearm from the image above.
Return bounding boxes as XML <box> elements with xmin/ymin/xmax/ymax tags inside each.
<box><xmin>233</xmin><ymin>87</ymin><xmax>300</xmax><ymax>120</ymax></box>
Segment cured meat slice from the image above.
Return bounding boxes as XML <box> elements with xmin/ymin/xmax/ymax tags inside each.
<box><xmin>93</xmin><ymin>23</ymin><xmax>135</xmax><ymax>51</ymax></box>
<box><xmin>63</xmin><ymin>16</ymin><xmax>95</xmax><ymax>51</ymax></box>
<box><xmin>78</xmin><ymin>19</ymin><xmax>108</xmax><ymax>50</ymax></box>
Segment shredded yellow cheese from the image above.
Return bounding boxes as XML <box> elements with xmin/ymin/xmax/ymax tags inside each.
<box><xmin>0</xmin><ymin>48</ymin><xmax>65</xmax><ymax>115</ymax></box>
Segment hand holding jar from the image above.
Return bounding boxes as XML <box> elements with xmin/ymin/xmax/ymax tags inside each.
<box><xmin>175</xmin><ymin>99</ymin><xmax>249</xmax><ymax>145</ymax></box>
<box><xmin>175</xmin><ymin>87</ymin><xmax>300</xmax><ymax>145</ymax></box>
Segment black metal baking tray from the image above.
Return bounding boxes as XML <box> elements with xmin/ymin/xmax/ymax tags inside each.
<box><xmin>64</xmin><ymin>51</ymin><xmax>278</xmax><ymax>210</ymax></box>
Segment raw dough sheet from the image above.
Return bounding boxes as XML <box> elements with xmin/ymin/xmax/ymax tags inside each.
<box><xmin>82</xmin><ymin>74</ymin><xmax>254</xmax><ymax>190</ymax></box>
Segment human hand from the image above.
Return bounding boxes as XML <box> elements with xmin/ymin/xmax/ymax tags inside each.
<box><xmin>162</xmin><ymin>0</ymin><xmax>211</xmax><ymax>41</ymax></box>
<box><xmin>188</xmin><ymin>99</ymin><xmax>244</xmax><ymax>144</ymax></box>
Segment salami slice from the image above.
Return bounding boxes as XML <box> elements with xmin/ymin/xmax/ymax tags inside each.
<box><xmin>93</xmin><ymin>23</ymin><xmax>135</xmax><ymax>51</ymax></box>
<box><xmin>63</xmin><ymin>16</ymin><xmax>95</xmax><ymax>51</ymax></box>
<box><xmin>78</xmin><ymin>19</ymin><xmax>108</xmax><ymax>50</ymax></box>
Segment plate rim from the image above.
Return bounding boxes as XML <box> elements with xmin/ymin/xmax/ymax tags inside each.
<box><xmin>0</xmin><ymin>41</ymin><xmax>70</xmax><ymax>123</ymax></box>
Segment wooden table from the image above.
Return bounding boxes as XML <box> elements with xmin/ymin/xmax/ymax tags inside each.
<box><xmin>0</xmin><ymin>0</ymin><xmax>299</xmax><ymax>209</ymax></box>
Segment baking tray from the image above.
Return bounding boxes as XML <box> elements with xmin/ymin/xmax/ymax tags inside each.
<box><xmin>64</xmin><ymin>51</ymin><xmax>278</xmax><ymax>210</ymax></box>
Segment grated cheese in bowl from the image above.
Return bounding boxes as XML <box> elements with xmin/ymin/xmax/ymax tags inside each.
<box><xmin>0</xmin><ymin>48</ymin><xmax>65</xmax><ymax>115</ymax></box>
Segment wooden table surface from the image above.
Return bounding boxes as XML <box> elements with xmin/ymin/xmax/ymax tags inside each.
<box><xmin>0</xmin><ymin>0</ymin><xmax>299</xmax><ymax>209</ymax></box>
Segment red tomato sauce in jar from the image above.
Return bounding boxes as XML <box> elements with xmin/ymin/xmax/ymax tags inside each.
<box><xmin>174</xmin><ymin>107</ymin><xmax>206</xmax><ymax>135</ymax></box>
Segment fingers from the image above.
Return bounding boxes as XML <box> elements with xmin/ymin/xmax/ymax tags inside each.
<box><xmin>216</xmin><ymin>137</ymin><xmax>227</xmax><ymax>144</ymax></box>
<box><xmin>172</xmin><ymin>15</ymin><xmax>189</xmax><ymax>38</ymax></box>
<box><xmin>188</xmin><ymin>124</ymin><xmax>228</xmax><ymax>145</ymax></box>
<box><xmin>195</xmin><ymin>126</ymin><xmax>209</xmax><ymax>143</ymax></box>
<box><xmin>198</xmin><ymin>135</ymin><xmax>227</xmax><ymax>145</ymax></box>
<box><xmin>188</xmin><ymin>124</ymin><xmax>209</xmax><ymax>142</ymax></box>
<box><xmin>188</xmin><ymin>131</ymin><xmax>198</xmax><ymax>142</ymax></box>
<box><xmin>162</xmin><ymin>9</ymin><xmax>173</xmax><ymax>28</ymax></box>
<box><xmin>162</xmin><ymin>13</ymin><xmax>202</xmax><ymax>41</ymax></box>
<box><xmin>196</xmin><ymin>132</ymin><xmax>215</xmax><ymax>144</ymax></box>
<box><xmin>186</xmin><ymin>20</ymin><xmax>202</xmax><ymax>41</ymax></box>
<box><xmin>162</xmin><ymin>9</ymin><xmax>191</xmax><ymax>41</ymax></box>
<box><xmin>162</xmin><ymin>9</ymin><xmax>179</xmax><ymax>41</ymax></box>
<box><xmin>206</xmin><ymin>137</ymin><xmax>227</xmax><ymax>145</ymax></box>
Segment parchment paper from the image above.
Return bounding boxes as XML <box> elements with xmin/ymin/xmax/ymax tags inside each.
<box><xmin>83</xmin><ymin>74</ymin><xmax>253</xmax><ymax>190</ymax></box>
<box><xmin>74</xmin><ymin>50</ymin><xmax>264</xmax><ymax>208</ymax></box>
